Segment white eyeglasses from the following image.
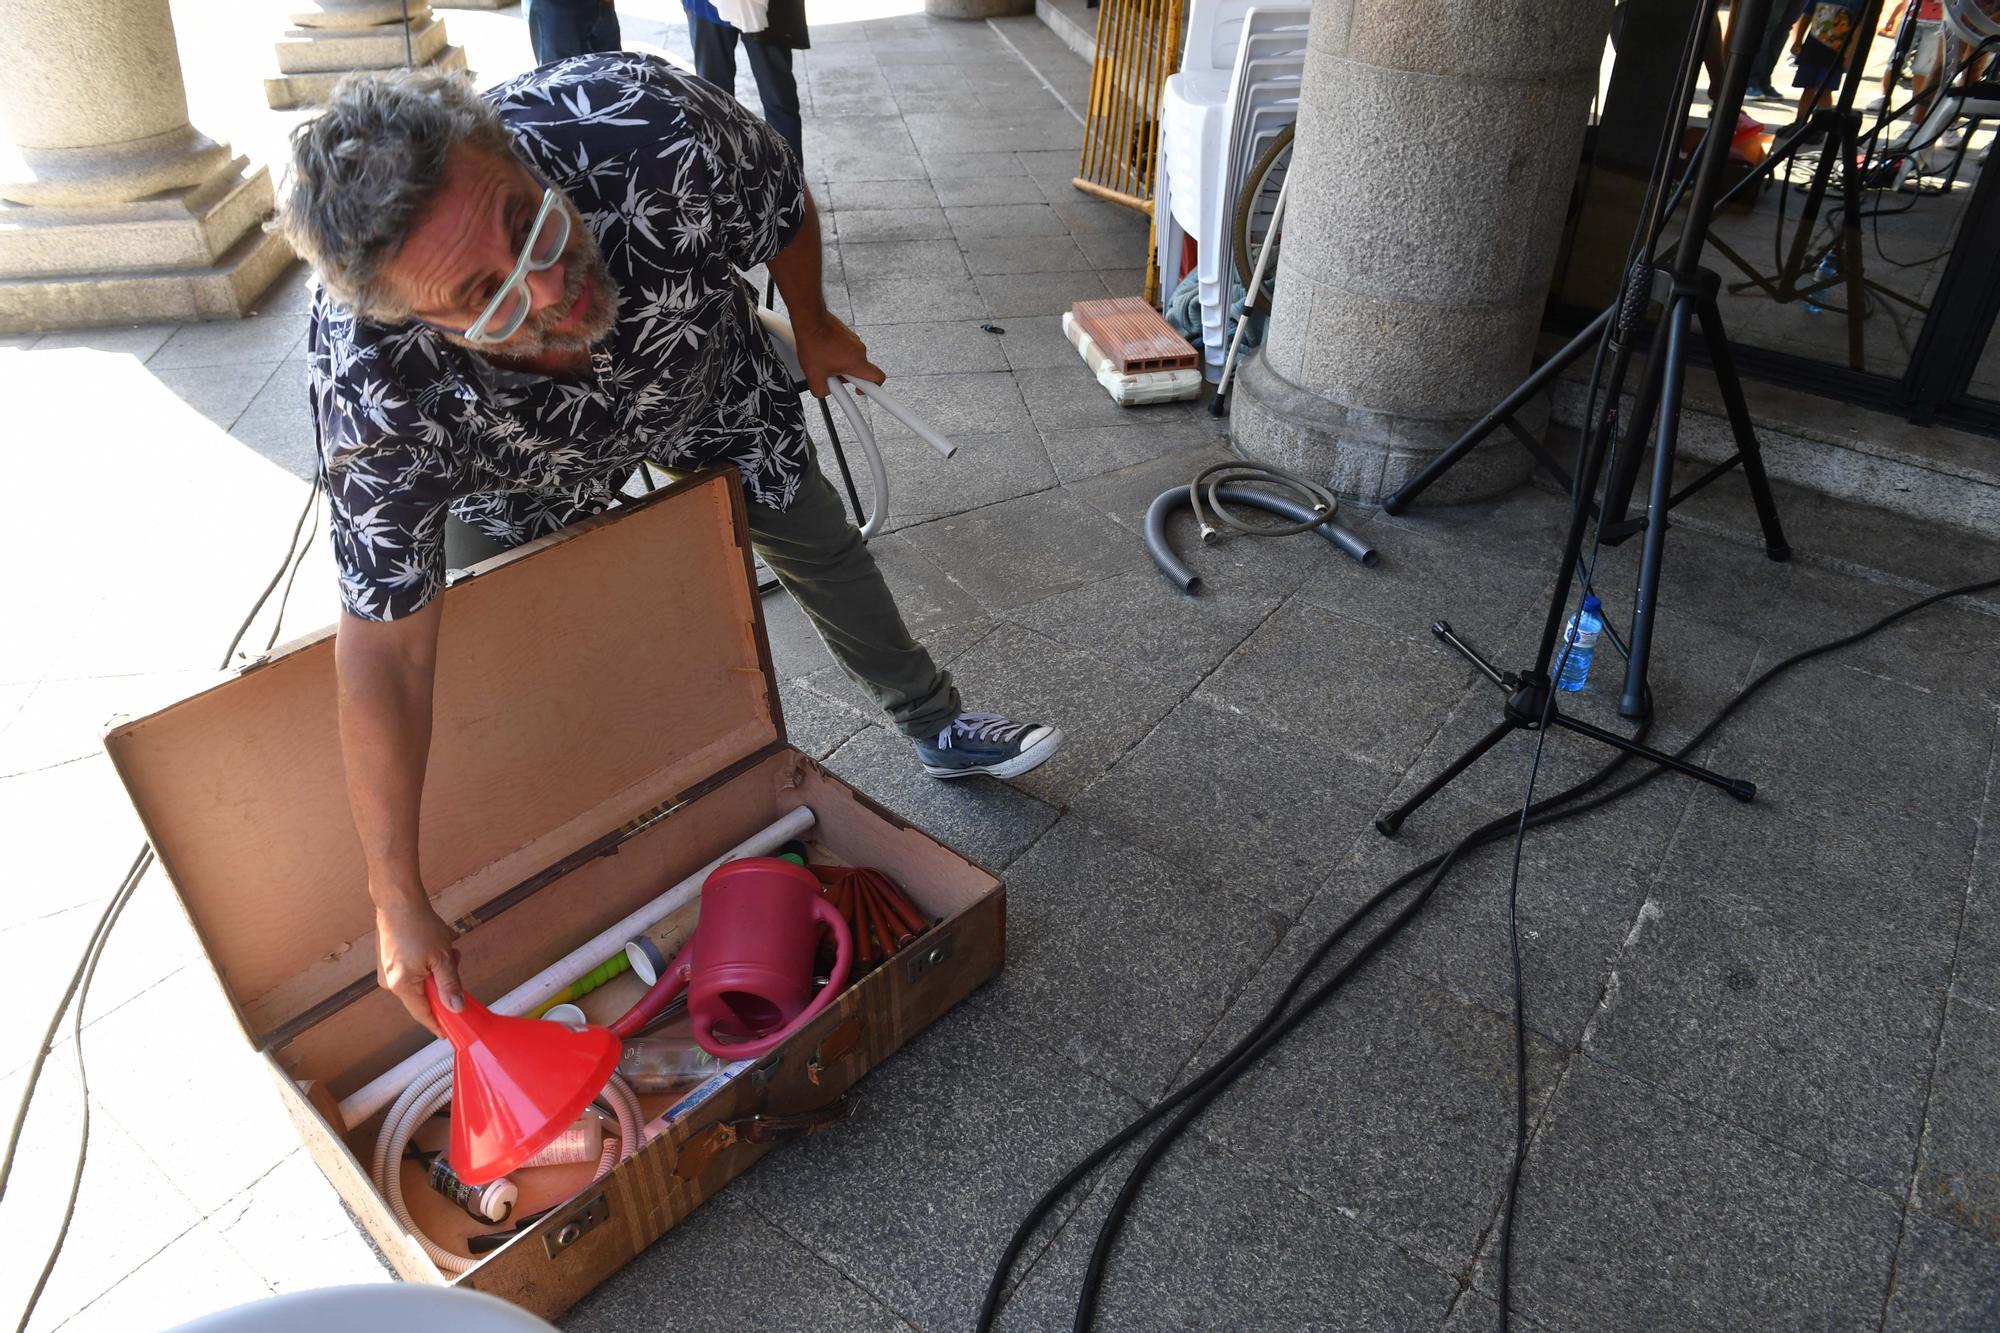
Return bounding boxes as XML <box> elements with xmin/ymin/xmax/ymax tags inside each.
<box><xmin>461</xmin><ymin>186</ymin><xmax>570</xmax><ymax>343</ymax></box>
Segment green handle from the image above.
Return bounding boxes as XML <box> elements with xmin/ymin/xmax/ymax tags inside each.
<box><xmin>531</xmin><ymin>951</ymin><xmax>633</xmax><ymax>1017</ymax></box>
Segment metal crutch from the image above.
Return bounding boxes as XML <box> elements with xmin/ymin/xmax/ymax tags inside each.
<box><xmin>1207</xmin><ymin>166</ymin><xmax>1290</xmax><ymax>417</ymax></box>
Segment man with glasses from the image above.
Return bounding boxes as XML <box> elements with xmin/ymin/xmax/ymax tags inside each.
<box><xmin>277</xmin><ymin>58</ymin><xmax>1063</xmax><ymax>1034</ymax></box>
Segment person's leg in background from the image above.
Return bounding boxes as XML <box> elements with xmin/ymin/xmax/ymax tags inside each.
<box><xmin>1700</xmin><ymin>11</ymin><xmax>1729</xmax><ymax>98</ymax></box>
<box><xmin>587</xmin><ymin>3</ymin><xmax>622</xmax><ymax>52</ymax></box>
<box><xmin>1783</xmin><ymin>1</ymin><xmax>1860</xmax><ymax>130</ymax></box>
<box><xmin>742</xmin><ymin>39</ymin><xmax>804</xmax><ymax>162</ymax></box>
<box><xmin>1744</xmin><ymin>0</ymin><xmax>1808</xmax><ymax>96</ymax></box>
<box><xmin>745</xmin><ymin>461</ymin><xmax>1063</xmax><ymax>780</ymax></box>
<box><xmin>528</xmin><ymin>0</ymin><xmax>622</xmax><ymax>66</ymax></box>
<box><xmin>690</xmin><ymin>13</ymin><xmax>742</xmax><ymax>99</ymax></box>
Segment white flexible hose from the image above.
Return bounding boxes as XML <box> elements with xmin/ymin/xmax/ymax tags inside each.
<box><xmin>752</xmin><ymin>305</ymin><xmax>961</xmax><ymax>539</ymax></box>
<box><xmin>370</xmin><ymin>1055</ymin><xmax>644</xmax><ymax>1275</ymax></box>
<box><xmin>840</xmin><ymin>378</ymin><xmax>959</xmax><ymax>460</ymax></box>
<box><xmin>825</xmin><ymin>381</ymin><xmax>894</xmax><ymax>539</ymax></box>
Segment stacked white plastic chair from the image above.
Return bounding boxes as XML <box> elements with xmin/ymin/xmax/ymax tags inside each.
<box><xmin>1221</xmin><ymin>10</ymin><xmax>1307</xmax><ymax>278</ymax></box>
<box><xmin>1156</xmin><ymin>1</ymin><xmax>1309</xmax><ymax>379</ymax></box>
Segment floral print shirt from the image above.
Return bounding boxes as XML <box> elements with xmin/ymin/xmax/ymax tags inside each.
<box><xmin>306</xmin><ymin>52</ymin><xmax>806</xmax><ymax>621</ymax></box>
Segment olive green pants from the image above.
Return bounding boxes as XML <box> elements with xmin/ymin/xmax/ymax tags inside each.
<box><xmin>742</xmin><ymin>462</ymin><xmax>960</xmax><ymax>740</ymax></box>
<box><xmin>444</xmin><ymin>461</ymin><xmax>958</xmax><ymax>739</ymax></box>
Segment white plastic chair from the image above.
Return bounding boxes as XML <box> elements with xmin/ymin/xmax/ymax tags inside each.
<box><xmin>1156</xmin><ymin>3</ymin><xmax>1308</xmax><ymax>378</ymax></box>
<box><xmin>1223</xmin><ymin>30</ymin><xmax>1308</xmax><ymax>220</ymax></box>
<box><xmin>1157</xmin><ymin>0</ymin><xmax>1263</xmax><ymax>333</ymax></box>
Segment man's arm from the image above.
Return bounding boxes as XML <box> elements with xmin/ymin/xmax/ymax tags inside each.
<box><xmin>766</xmin><ymin>189</ymin><xmax>886</xmax><ymax>398</ymax></box>
<box><xmin>336</xmin><ymin>599</ymin><xmax>464</xmax><ymax>1035</ymax></box>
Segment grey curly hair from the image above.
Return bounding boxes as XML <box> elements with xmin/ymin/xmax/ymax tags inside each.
<box><xmin>275</xmin><ymin>67</ymin><xmax>514</xmax><ymax>318</ymax></box>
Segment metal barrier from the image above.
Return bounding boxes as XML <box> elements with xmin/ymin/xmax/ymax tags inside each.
<box><xmin>1073</xmin><ymin>0</ymin><xmax>1184</xmax><ymax>303</ymax></box>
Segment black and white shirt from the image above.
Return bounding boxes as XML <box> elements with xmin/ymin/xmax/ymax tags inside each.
<box><xmin>307</xmin><ymin>52</ymin><xmax>807</xmax><ymax>622</ymax></box>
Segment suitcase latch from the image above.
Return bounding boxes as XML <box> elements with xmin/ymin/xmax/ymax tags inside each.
<box><xmin>543</xmin><ymin>1192</ymin><xmax>610</xmax><ymax>1260</ymax></box>
<box><xmin>808</xmin><ymin>1016</ymin><xmax>863</xmax><ymax>1085</ymax></box>
<box><xmin>904</xmin><ymin>930</ymin><xmax>953</xmax><ymax>984</ymax></box>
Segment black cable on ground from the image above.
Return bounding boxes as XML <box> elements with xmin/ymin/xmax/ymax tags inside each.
<box><xmin>1042</xmin><ymin>46</ymin><xmax>1715</xmax><ymax>1322</ymax></box>
<box><xmin>264</xmin><ymin>481</ymin><xmax>322</xmax><ymax>654</ymax></box>
<box><xmin>978</xmin><ymin>572</ymin><xmax>2000</xmax><ymax>1333</ymax></box>
<box><xmin>0</xmin><ymin>846</ymin><xmax>151</xmax><ymax>1205</ymax></box>
<box><xmin>222</xmin><ymin>476</ymin><xmax>324</xmax><ymax>669</ymax></box>
<box><xmin>1494</xmin><ymin>632</ymin><xmax>1585</xmax><ymax>1330</ymax></box>
<box><xmin>976</xmin><ymin>711</ymin><xmax>1653</xmax><ymax>1333</ymax></box>
<box><xmin>8</xmin><ymin>848</ymin><xmax>151</xmax><ymax>1333</ymax></box>
<box><xmin>3</xmin><ymin>472</ymin><xmax>324</xmax><ymax>1331</ymax></box>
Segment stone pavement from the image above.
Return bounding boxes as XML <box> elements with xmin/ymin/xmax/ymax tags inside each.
<box><xmin>2</xmin><ymin>4</ymin><xmax>1998</xmax><ymax>1331</ymax></box>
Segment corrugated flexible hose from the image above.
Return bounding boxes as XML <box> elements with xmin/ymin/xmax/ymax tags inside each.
<box><xmin>370</xmin><ymin>1054</ymin><xmax>644</xmax><ymax>1274</ymax></box>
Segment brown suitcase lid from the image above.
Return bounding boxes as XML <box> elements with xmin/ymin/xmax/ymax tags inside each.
<box><xmin>103</xmin><ymin>472</ymin><xmax>782</xmax><ymax>1048</ymax></box>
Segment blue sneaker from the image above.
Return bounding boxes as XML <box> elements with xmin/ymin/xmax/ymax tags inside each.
<box><xmin>914</xmin><ymin>712</ymin><xmax>1064</xmax><ymax>780</ymax></box>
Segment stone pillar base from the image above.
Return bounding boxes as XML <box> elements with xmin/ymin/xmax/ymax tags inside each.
<box><xmin>1230</xmin><ymin>348</ymin><xmax>1536</xmax><ymax>506</ymax></box>
<box><xmin>0</xmin><ymin>227</ymin><xmax>294</xmax><ymax>334</ymax></box>
<box><xmin>267</xmin><ymin>8</ymin><xmax>468</xmax><ymax>109</ymax></box>
<box><xmin>267</xmin><ymin>43</ymin><xmax>468</xmax><ymax>108</ymax></box>
<box><xmin>0</xmin><ymin>152</ymin><xmax>295</xmax><ymax>333</ymax></box>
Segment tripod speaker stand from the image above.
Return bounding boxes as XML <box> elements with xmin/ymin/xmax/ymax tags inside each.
<box><xmin>1375</xmin><ymin>0</ymin><xmax>1784</xmax><ymax>836</ymax></box>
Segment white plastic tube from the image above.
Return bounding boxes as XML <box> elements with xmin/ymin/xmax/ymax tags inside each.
<box><xmin>840</xmin><ymin>378</ymin><xmax>959</xmax><ymax>461</ymax></box>
<box><xmin>339</xmin><ymin>806</ymin><xmax>817</xmax><ymax>1128</ymax></box>
<box><xmin>752</xmin><ymin>305</ymin><xmax>961</xmax><ymax>538</ymax></box>
<box><xmin>825</xmin><ymin>382</ymin><xmax>894</xmax><ymax>540</ymax></box>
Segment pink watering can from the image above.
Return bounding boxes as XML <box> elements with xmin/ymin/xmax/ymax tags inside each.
<box><xmin>608</xmin><ymin>857</ymin><xmax>852</xmax><ymax>1059</ymax></box>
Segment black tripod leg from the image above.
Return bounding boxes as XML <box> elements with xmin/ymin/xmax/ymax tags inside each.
<box><xmin>1778</xmin><ymin>114</ymin><xmax>1841</xmax><ymax>300</ymax></box>
<box><xmin>1376</xmin><ymin>719</ymin><xmax>1515</xmax><ymax>836</ymax></box>
<box><xmin>1603</xmin><ymin>318</ymin><xmax>1674</xmax><ymax>533</ymax></box>
<box><xmin>1691</xmin><ymin>284</ymin><xmax>1792</xmax><ymax>562</ymax></box>
<box><xmin>1619</xmin><ymin>290</ymin><xmax>1697</xmax><ymax>721</ymax></box>
<box><xmin>1502</xmin><ymin>417</ymin><xmax>1577</xmax><ymax>495</ymax></box>
<box><xmin>1552</xmin><ymin>711</ymin><xmax>1755</xmax><ymax>801</ymax></box>
<box><xmin>1381</xmin><ymin>306</ymin><xmax>1611</xmax><ymax>515</ymax></box>
<box><xmin>816</xmin><ymin>396</ymin><xmax>870</xmax><ymax>535</ymax></box>
<box><xmin>1433</xmin><ymin>620</ymin><xmax>1510</xmax><ymax>688</ymax></box>
<box><xmin>1839</xmin><ymin>117</ymin><xmax>1867</xmax><ymax>371</ymax></box>
<box><xmin>1713</xmin><ymin>231</ymin><xmax>1786</xmax><ymax>301</ymax></box>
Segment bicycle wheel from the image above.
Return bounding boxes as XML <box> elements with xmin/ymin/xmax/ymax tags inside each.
<box><xmin>1232</xmin><ymin>122</ymin><xmax>1295</xmax><ymax>308</ymax></box>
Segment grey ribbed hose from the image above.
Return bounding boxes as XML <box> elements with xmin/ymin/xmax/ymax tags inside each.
<box><xmin>371</xmin><ymin>1054</ymin><xmax>644</xmax><ymax>1274</ymax></box>
<box><xmin>1145</xmin><ymin>484</ymin><xmax>1378</xmax><ymax>593</ymax></box>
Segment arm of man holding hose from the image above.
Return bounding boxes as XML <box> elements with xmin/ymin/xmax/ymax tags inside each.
<box><xmin>768</xmin><ymin>192</ymin><xmax>885</xmax><ymax>398</ymax></box>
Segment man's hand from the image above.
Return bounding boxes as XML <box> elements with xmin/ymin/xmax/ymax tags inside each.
<box><xmin>791</xmin><ymin>308</ymin><xmax>886</xmax><ymax>399</ymax></box>
<box><xmin>376</xmin><ymin>895</ymin><xmax>463</xmax><ymax>1036</ymax></box>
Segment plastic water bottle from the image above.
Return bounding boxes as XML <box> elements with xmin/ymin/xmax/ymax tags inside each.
<box><xmin>1805</xmin><ymin>251</ymin><xmax>1838</xmax><ymax>314</ymax></box>
<box><xmin>1557</xmin><ymin>595</ymin><xmax>1604</xmax><ymax>692</ymax></box>
<box><xmin>616</xmin><ymin>1036</ymin><xmax>726</xmax><ymax>1090</ymax></box>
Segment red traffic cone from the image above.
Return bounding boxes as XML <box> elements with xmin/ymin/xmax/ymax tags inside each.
<box><xmin>426</xmin><ymin>977</ymin><xmax>621</xmax><ymax>1184</ymax></box>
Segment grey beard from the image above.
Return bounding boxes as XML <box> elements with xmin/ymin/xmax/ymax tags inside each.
<box><xmin>505</xmin><ymin>246</ymin><xmax>620</xmax><ymax>355</ymax></box>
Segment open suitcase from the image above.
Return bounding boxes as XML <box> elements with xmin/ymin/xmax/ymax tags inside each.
<box><xmin>104</xmin><ymin>470</ymin><xmax>1004</xmax><ymax>1319</ymax></box>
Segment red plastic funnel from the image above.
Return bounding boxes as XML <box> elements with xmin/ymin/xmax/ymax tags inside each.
<box><xmin>426</xmin><ymin>977</ymin><xmax>622</xmax><ymax>1185</ymax></box>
